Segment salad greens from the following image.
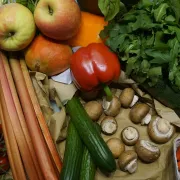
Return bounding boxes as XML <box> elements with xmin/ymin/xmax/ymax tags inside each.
<box><xmin>100</xmin><ymin>0</ymin><xmax>180</xmax><ymax>92</ymax></box>
<box><xmin>98</xmin><ymin>0</ymin><xmax>121</xmax><ymax>21</ymax></box>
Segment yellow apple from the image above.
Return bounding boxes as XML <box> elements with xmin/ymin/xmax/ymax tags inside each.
<box><xmin>0</xmin><ymin>3</ymin><xmax>36</xmax><ymax>51</ymax></box>
<box><xmin>34</xmin><ymin>0</ymin><xmax>81</xmax><ymax>40</ymax></box>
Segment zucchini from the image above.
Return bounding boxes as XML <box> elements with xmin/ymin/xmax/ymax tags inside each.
<box><xmin>80</xmin><ymin>123</ymin><xmax>100</xmax><ymax>180</ymax></box>
<box><xmin>66</xmin><ymin>97</ymin><xmax>116</xmax><ymax>173</ymax></box>
<box><xmin>60</xmin><ymin>121</ymin><xmax>83</xmax><ymax>180</ymax></box>
<box><xmin>80</xmin><ymin>146</ymin><xmax>96</xmax><ymax>180</ymax></box>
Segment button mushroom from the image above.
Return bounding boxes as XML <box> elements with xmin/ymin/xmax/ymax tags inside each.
<box><xmin>148</xmin><ymin>117</ymin><xmax>175</xmax><ymax>144</ymax></box>
<box><xmin>101</xmin><ymin>116</ymin><xmax>118</xmax><ymax>135</ymax></box>
<box><xmin>121</xmin><ymin>126</ymin><xmax>139</xmax><ymax>146</ymax></box>
<box><xmin>135</xmin><ymin>140</ymin><xmax>160</xmax><ymax>163</ymax></box>
<box><xmin>119</xmin><ymin>88</ymin><xmax>139</xmax><ymax>108</ymax></box>
<box><xmin>129</xmin><ymin>103</ymin><xmax>152</xmax><ymax>125</ymax></box>
<box><xmin>106</xmin><ymin>138</ymin><xmax>125</xmax><ymax>159</ymax></box>
<box><xmin>103</xmin><ymin>96</ymin><xmax>121</xmax><ymax>117</ymax></box>
<box><xmin>118</xmin><ymin>150</ymin><xmax>138</xmax><ymax>174</ymax></box>
<box><xmin>84</xmin><ymin>101</ymin><xmax>103</xmax><ymax>121</ymax></box>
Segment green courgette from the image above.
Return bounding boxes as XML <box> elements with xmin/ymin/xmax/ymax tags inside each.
<box><xmin>80</xmin><ymin>146</ymin><xmax>96</xmax><ymax>180</ymax></box>
<box><xmin>60</xmin><ymin>121</ymin><xmax>83</xmax><ymax>180</ymax></box>
<box><xmin>80</xmin><ymin>123</ymin><xmax>101</xmax><ymax>180</ymax></box>
<box><xmin>66</xmin><ymin>97</ymin><xmax>116</xmax><ymax>173</ymax></box>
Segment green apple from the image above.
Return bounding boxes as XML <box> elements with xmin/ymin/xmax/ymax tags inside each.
<box><xmin>34</xmin><ymin>0</ymin><xmax>81</xmax><ymax>40</ymax></box>
<box><xmin>0</xmin><ymin>3</ymin><xmax>36</xmax><ymax>51</ymax></box>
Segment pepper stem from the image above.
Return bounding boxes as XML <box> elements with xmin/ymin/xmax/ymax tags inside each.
<box><xmin>103</xmin><ymin>84</ymin><xmax>112</xmax><ymax>102</ymax></box>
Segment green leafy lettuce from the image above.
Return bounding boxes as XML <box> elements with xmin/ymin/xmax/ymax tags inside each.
<box><xmin>100</xmin><ymin>0</ymin><xmax>180</xmax><ymax>92</ymax></box>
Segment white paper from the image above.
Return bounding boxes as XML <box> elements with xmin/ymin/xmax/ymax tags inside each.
<box><xmin>51</xmin><ymin>68</ymin><xmax>72</xmax><ymax>84</ymax></box>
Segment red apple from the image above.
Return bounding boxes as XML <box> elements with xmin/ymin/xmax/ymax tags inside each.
<box><xmin>0</xmin><ymin>3</ymin><xmax>36</xmax><ymax>51</ymax></box>
<box><xmin>34</xmin><ymin>0</ymin><xmax>81</xmax><ymax>40</ymax></box>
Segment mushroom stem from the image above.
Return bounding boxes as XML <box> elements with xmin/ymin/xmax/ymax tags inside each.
<box><xmin>125</xmin><ymin>159</ymin><xmax>137</xmax><ymax>174</ymax></box>
<box><xmin>141</xmin><ymin>113</ymin><xmax>152</xmax><ymax>125</ymax></box>
<box><xmin>130</xmin><ymin>95</ymin><xmax>139</xmax><ymax>107</ymax></box>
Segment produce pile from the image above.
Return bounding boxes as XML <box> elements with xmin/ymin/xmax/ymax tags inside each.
<box><xmin>0</xmin><ymin>0</ymin><xmax>179</xmax><ymax>180</ymax></box>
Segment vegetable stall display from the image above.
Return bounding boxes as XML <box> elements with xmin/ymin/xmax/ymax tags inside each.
<box><xmin>0</xmin><ymin>0</ymin><xmax>179</xmax><ymax>179</ymax></box>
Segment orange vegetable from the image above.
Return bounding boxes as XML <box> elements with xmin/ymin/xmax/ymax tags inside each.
<box><xmin>176</xmin><ymin>146</ymin><xmax>180</xmax><ymax>161</ymax></box>
<box><xmin>67</xmin><ymin>11</ymin><xmax>107</xmax><ymax>47</ymax></box>
<box><xmin>25</xmin><ymin>35</ymin><xmax>73</xmax><ymax>76</ymax></box>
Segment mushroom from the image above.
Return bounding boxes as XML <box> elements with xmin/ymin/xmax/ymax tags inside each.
<box><xmin>103</xmin><ymin>96</ymin><xmax>121</xmax><ymax>117</ymax></box>
<box><xmin>119</xmin><ymin>88</ymin><xmax>139</xmax><ymax>108</ymax></box>
<box><xmin>84</xmin><ymin>101</ymin><xmax>103</xmax><ymax>121</ymax></box>
<box><xmin>135</xmin><ymin>140</ymin><xmax>160</xmax><ymax>163</ymax></box>
<box><xmin>101</xmin><ymin>116</ymin><xmax>118</xmax><ymax>135</ymax></box>
<box><xmin>106</xmin><ymin>138</ymin><xmax>125</xmax><ymax>159</ymax></box>
<box><xmin>148</xmin><ymin>117</ymin><xmax>175</xmax><ymax>144</ymax></box>
<box><xmin>118</xmin><ymin>150</ymin><xmax>138</xmax><ymax>174</ymax></box>
<box><xmin>129</xmin><ymin>103</ymin><xmax>152</xmax><ymax>125</ymax></box>
<box><xmin>121</xmin><ymin>126</ymin><xmax>139</xmax><ymax>146</ymax></box>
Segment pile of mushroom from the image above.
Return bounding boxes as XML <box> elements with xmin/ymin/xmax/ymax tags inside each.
<box><xmin>82</xmin><ymin>86</ymin><xmax>176</xmax><ymax>175</ymax></box>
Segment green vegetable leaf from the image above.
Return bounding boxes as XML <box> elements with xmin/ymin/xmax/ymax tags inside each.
<box><xmin>98</xmin><ymin>0</ymin><xmax>120</xmax><ymax>21</ymax></box>
<box><xmin>154</xmin><ymin>3</ymin><xmax>169</xmax><ymax>22</ymax></box>
<box><xmin>148</xmin><ymin>66</ymin><xmax>162</xmax><ymax>86</ymax></box>
<box><xmin>169</xmin><ymin>0</ymin><xmax>180</xmax><ymax>23</ymax></box>
<box><xmin>140</xmin><ymin>60</ymin><xmax>151</xmax><ymax>73</ymax></box>
<box><xmin>145</xmin><ymin>49</ymin><xmax>171</xmax><ymax>64</ymax></box>
<box><xmin>175</xmin><ymin>71</ymin><xmax>180</xmax><ymax>89</ymax></box>
<box><xmin>27</xmin><ymin>0</ymin><xmax>39</xmax><ymax>13</ymax></box>
<box><xmin>16</xmin><ymin>0</ymin><xmax>27</xmax><ymax>6</ymax></box>
<box><xmin>168</xmin><ymin>26</ymin><xmax>180</xmax><ymax>42</ymax></box>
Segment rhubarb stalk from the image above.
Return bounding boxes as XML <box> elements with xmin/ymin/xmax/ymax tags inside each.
<box><xmin>0</xmin><ymin>96</ymin><xmax>26</xmax><ymax>180</ymax></box>
<box><xmin>20</xmin><ymin>59</ymin><xmax>62</xmax><ymax>173</ymax></box>
<box><xmin>0</xmin><ymin>52</ymin><xmax>40</xmax><ymax>180</ymax></box>
<box><xmin>9</xmin><ymin>55</ymin><xmax>58</xmax><ymax>180</ymax></box>
<box><xmin>2</xmin><ymin>53</ymin><xmax>44</xmax><ymax>180</ymax></box>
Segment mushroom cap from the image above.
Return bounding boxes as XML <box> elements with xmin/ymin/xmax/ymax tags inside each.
<box><xmin>119</xmin><ymin>88</ymin><xmax>135</xmax><ymax>108</ymax></box>
<box><xmin>129</xmin><ymin>103</ymin><xmax>150</xmax><ymax>124</ymax></box>
<box><xmin>101</xmin><ymin>116</ymin><xmax>118</xmax><ymax>135</ymax></box>
<box><xmin>103</xmin><ymin>96</ymin><xmax>121</xmax><ymax>117</ymax></box>
<box><xmin>106</xmin><ymin>138</ymin><xmax>125</xmax><ymax>159</ymax></box>
<box><xmin>135</xmin><ymin>140</ymin><xmax>160</xmax><ymax>163</ymax></box>
<box><xmin>118</xmin><ymin>150</ymin><xmax>137</xmax><ymax>171</ymax></box>
<box><xmin>148</xmin><ymin>117</ymin><xmax>175</xmax><ymax>144</ymax></box>
<box><xmin>121</xmin><ymin>126</ymin><xmax>139</xmax><ymax>146</ymax></box>
<box><xmin>84</xmin><ymin>101</ymin><xmax>103</xmax><ymax>121</ymax></box>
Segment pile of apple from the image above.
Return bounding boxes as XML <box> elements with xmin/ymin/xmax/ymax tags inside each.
<box><xmin>0</xmin><ymin>0</ymin><xmax>81</xmax><ymax>74</ymax></box>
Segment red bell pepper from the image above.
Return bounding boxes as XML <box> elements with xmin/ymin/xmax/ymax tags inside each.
<box><xmin>70</xmin><ymin>43</ymin><xmax>121</xmax><ymax>100</ymax></box>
